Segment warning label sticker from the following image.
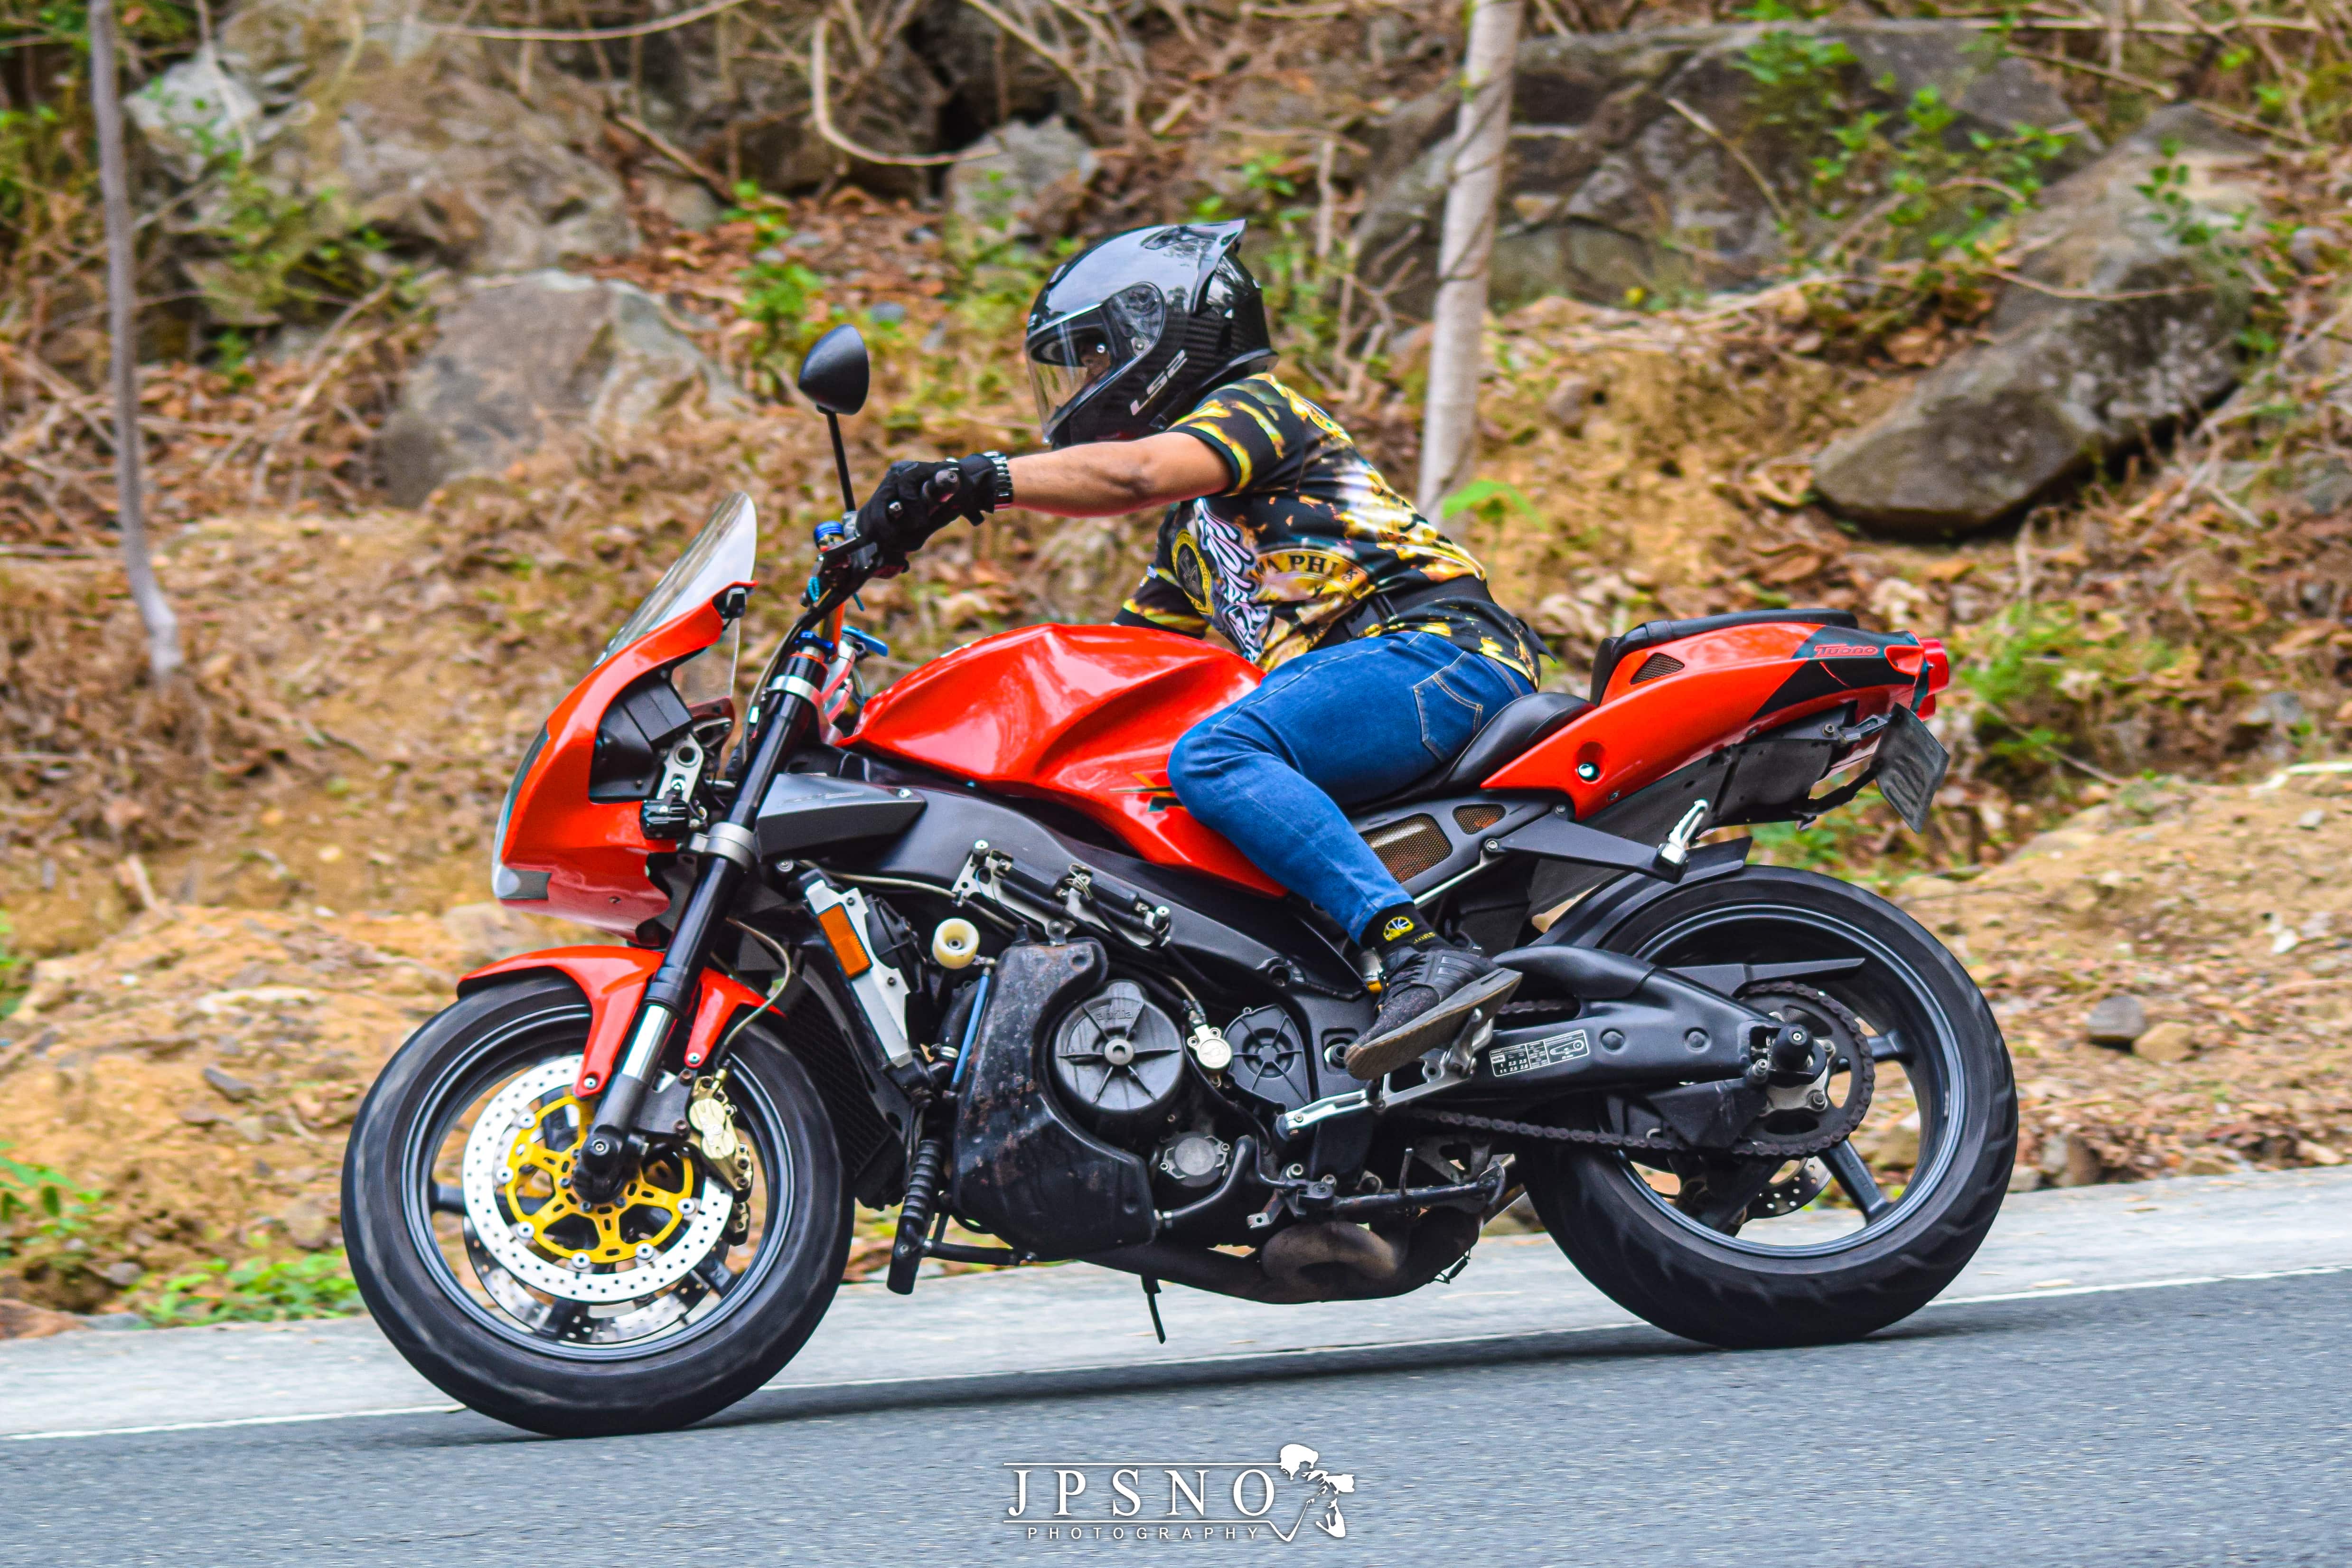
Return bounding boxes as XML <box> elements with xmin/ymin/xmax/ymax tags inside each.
<box><xmin>1489</xmin><ymin>1029</ymin><xmax>1592</xmax><ymax>1077</ymax></box>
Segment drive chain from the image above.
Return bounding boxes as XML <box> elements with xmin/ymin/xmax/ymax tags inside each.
<box><xmin>1408</xmin><ymin>984</ymin><xmax>1875</xmax><ymax>1162</ymax></box>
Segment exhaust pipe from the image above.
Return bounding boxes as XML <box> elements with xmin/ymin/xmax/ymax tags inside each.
<box><xmin>1084</xmin><ymin>1209</ymin><xmax>1481</xmax><ymax>1305</ymax></box>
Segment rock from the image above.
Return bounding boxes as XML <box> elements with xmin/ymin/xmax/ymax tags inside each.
<box><xmin>2292</xmin><ymin>456</ymin><xmax>2352</xmax><ymax>518</ymax></box>
<box><xmin>945</xmin><ymin>116</ymin><xmax>1099</xmax><ymax>239</ymax></box>
<box><xmin>179</xmin><ymin>1103</ymin><xmax>225</xmax><ymax>1126</ymax></box>
<box><xmin>2039</xmin><ymin>1130</ymin><xmax>2102</xmax><ymax>1187</ymax></box>
<box><xmin>281</xmin><ymin>1193</ymin><xmax>339</xmax><ymax>1251</ymax></box>
<box><xmin>2133</xmin><ymin>1020</ymin><xmax>2197</xmax><ymax>1064</ymax></box>
<box><xmin>202</xmin><ymin>1065</ymin><xmax>258</xmax><ymax>1103</ymax></box>
<box><xmin>0</xmin><ymin>1297</ymin><xmax>85</xmax><ymax>1341</ymax></box>
<box><xmin>1815</xmin><ymin>107</ymin><xmax>2262</xmax><ymax>536</ymax></box>
<box><xmin>2299</xmin><ymin>808</ymin><xmax>2328</xmax><ymax>830</ymax></box>
<box><xmin>2085</xmin><ymin>994</ymin><xmax>2149</xmax><ymax>1048</ymax></box>
<box><xmin>2181</xmin><ymin>1147</ymin><xmax>2240</xmax><ymax>1176</ymax></box>
<box><xmin>2007</xmin><ymin>1164</ymin><xmax>2044</xmax><ymax>1193</ymax></box>
<box><xmin>1544</xmin><ymin>374</ymin><xmax>1596</xmax><ymax>435</ymax></box>
<box><xmin>2299</xmin><ymin>1140</ymin><xmax>2346</xmax><ymax>1167</ymax></box>
<box><xmin>152</xmin><ymin>0</ymin><xmax>637</xmax><ymax>296</ymax></box>
<box><xmin>643</xmin><ymin>171</ymin><xmax>724</xmax><ymax>234</ymax></box>
<box><xmin>1355</xmin><ymin>21</ymin><xmax>2085</xmax><ymax>314</ymax></box>
<box><xmin>1866</xmin><ymin>1109</ymin><xmax>1921</xmax><ymax>1167</ymax></box>
<box><xmin>100</xmin><ymin>1260</ymin><xmax>143</xmax><ymax>1288</ymax></box>
<box><xmin>127</xmin><ymin>47</ymin><xmax>263</xmax><ymax>182</ymax></box>
<box><xmin>375</xmin><ymin>272</ymin><xmax>739</xmax><ymax>507</ymax></box>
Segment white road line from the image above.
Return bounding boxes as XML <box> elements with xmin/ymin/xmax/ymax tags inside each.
<box><xmin>1942</xmin><ymin>1260</ymin><xmax>2352</xmax><ymax>1305</ymax></box>
<box><xmin>4</xmin><ymin>1402</ymin><xmax>461</xmax><ymax>1443</ymax></box>
<box><xmin>9</xmin><ymin>1260</ymin><xmax>2350</xmax><ymax>1445</ymax></box>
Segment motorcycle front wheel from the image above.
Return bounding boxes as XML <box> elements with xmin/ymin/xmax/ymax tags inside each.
<box><xmin>342</xmin><ymin>972</ymin><xmax>852</xmax><ymax>1437</ymax></box>
<box><xmin>1521</xmin><ymin>865</ymin><xmax>2015</xmax><ymax>1349</ymax></box>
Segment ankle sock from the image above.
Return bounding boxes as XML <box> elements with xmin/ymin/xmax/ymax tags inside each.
<box><xmin>1363</xmin><ymin>903</ymin><xmax>1439</xmax><ymax>966</ymax></box>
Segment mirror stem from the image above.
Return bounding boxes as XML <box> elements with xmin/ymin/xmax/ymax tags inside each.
<box><xmin>824</xmin><ymin>412</ymin><xmax>857</xmax><ymax>514</ymax></box>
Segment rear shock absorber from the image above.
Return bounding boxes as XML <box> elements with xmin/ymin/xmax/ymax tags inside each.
<box><xmin>887</xmin><ymin>1135</ymin><xmax>947</xmax><ymax>1296</ymax></box>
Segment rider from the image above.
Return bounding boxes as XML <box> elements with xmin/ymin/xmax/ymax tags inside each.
<box><xmin>850</xmin><ymin>220</ymin><xmax>1545</xmax><ymax>1080</ymax></box>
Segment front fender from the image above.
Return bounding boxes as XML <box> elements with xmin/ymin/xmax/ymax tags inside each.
<box><xmin>458</xmin><ymin>946</ymin><xmax>764</xmax><ymax>1097</ymax></box>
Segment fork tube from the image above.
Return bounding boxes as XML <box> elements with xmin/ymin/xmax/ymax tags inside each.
<box><xmin>577</xmin><ymin>642</ymin><xmax>830</xmax><ymax>1190</ymax></box>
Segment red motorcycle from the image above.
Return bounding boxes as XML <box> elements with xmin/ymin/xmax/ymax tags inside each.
<box><xmin>344</xmin><ymin>326</ymin><xmax>2013</xmax><ymax>1437</ymax></box>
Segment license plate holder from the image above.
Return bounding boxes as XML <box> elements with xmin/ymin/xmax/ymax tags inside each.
<box><xmin>1875</xmin><ymin>704</ymin><xmax>1949</xmax><ymax>833</ymax></box>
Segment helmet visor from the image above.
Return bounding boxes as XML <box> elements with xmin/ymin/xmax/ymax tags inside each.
<box><xmin>1025</xmin><ymin>283</ymin><xmax>1168</xmax><ymax>438</ymax></box>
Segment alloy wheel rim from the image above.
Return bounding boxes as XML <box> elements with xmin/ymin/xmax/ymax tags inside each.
<box><xmin>1608</xmin><ymin>900</ymin><xmax>1971</xmax><ymax>1259</ymax></box>
<box><xmin>396</xmin><ymin>1004</ymin><xmax>794</xmax><ymax>1360</ymax></box>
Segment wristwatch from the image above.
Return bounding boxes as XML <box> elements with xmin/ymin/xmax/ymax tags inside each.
<box><xmin>977</xmin><ymin>451</ymin><xmax>1014</xmax><ymax>510</ymax></box>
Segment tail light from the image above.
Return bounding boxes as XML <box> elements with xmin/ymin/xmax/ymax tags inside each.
<box><xmin>1916</xmin><ymin>638</ymin><xmax>1950</xmax><ymax>719</ymax></box>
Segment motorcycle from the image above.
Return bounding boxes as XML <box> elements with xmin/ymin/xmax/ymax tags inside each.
<box><xmin>343</xmin><ymin>324</ymin><xmax>2015</xmax><ymax>1437</ymax></box>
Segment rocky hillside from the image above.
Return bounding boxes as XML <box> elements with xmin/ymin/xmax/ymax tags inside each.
<box><xmin>0</xmin><ymin>0</ymin><xmax>2348</xmax><ymax>1314</ymax></box>
<box><xmin>1896</xmin><ymin>768</ymin><xmax>2352</xmax><ymax>1189</ymax></box>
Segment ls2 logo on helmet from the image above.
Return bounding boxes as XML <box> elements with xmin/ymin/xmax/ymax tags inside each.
<box><xmin>1003</xmin><ymin>1443</ymin><xmax>1357</xmax><ymax>1544</ymax></box>
<box><xmin>1132</xmin><ymin>348</ymin><xmax>1187</xmax><ymax>415</ymax></box>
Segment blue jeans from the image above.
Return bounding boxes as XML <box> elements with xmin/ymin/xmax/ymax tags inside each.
<box><xmin>1168</xmin><ymin>632</ymin><xmax>1535</xmax><ymax>943</ymax></box>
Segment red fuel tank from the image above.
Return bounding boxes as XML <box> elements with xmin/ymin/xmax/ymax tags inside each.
<box><xmin>848</xmin><ymin>623</ymin><xmax>1282</xmax><ymax>896</ymax></box>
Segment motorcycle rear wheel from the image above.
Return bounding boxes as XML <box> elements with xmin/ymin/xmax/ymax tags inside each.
<box><xmin>342</xmin><ymin>973</ymin><xmax>852</xmax><ymax>1436</ymax></box>
<box><xmin>1521</xmin><ymin>865</ymin><xmax>2015</xmax><ymax>1349</ymax></box>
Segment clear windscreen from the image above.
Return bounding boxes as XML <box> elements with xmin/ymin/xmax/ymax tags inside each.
<box><xmin>1025</xmin><ymin>283</ymin><xmax>1166</xmax><ymax>432</ymax></box>
<box><xmin>599</xmin><ymin>492</ymin><xmax>758</xmax><ymax>662</ymax></box>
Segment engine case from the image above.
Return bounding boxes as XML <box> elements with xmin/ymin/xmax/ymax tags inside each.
<box><xmin>1049</xmin><ymin>979</ymin><xmax>1188</xmax><ymax>1133</ymax></box>
<box><xmin>950</xmin><ymin>940</ymin><xmax>1156</xmax><ymax>1258</ymax></box>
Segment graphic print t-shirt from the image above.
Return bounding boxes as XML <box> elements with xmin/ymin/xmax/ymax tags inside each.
<box><xmin>1112</xmin><ymin>375</ymin><xmax>1543</xmax><ymax>677</ymax></box>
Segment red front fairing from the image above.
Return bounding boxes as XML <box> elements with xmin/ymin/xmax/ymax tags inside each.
<box><xmin>459</xmin><ymin>946</ymin><xmax>765</xmax><ymax>1098</ymax></box>
<box><xmin>849</xmin><ymin>623</ymin><xmax>1283</xmax><ymax>896</ymax></box>
<box><xmin>1485</xmin><ymin>621</ymin><xmax>1949</xmax><ymax>810</ymax></box>
<box><xmin>496</xmin><ymin>599</ymin><xmax>734</xmax><ymax>933</ymax></box>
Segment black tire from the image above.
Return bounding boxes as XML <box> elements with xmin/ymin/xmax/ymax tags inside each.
<box><xmin>1520</xmin><ymin>865</ymin><xmax>2015</xmax><ymax>1349</ymax></box>
<box><xmin>342</xmin><ymin>974</ymin><xmax>853</xmax><ymax>1437</ymax></box>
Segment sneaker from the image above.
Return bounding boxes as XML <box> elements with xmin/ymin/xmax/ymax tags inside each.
<box><xmin>1343</xmin><ymin>945</ymin><xmax>1521</xmax><ymax>1081</ymax></box>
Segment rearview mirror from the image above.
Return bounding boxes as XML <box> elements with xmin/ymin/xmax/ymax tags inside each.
<box><xmin>796</xmin><ymin>324</ymin><xmax>869</xmax><ymax>416</ymax></box>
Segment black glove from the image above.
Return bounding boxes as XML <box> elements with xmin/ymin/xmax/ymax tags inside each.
<box><xmin>851</xmin><ymin>453</ymin><xmax>1013</xmax><ymax>557</ymax></box>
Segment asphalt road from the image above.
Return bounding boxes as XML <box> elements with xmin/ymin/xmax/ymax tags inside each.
<box><xmin>6</xmin><ymin>1265</ymin><xmax>2350</xmax><ymax>1566</ymax></box>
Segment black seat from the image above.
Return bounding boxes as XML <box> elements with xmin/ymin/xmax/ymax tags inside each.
<box><xmin>1357</xmin><ymin>691</ymin><xmax>1591</xmax><ymax>809</ymax></box>
<box><xmin>1589</xmin><ymin>608</ymin><xmax>1858</xmax><ymax>703</ymax></box>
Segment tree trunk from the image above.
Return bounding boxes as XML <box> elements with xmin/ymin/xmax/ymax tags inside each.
<box><xmin>1415</xmin><ymin>0</ymin><xmax>1523</xmax><ymax>519</ymax></box>
<box><xmin>89</xmin><ymin>0</ymin><xmax>182</xmax><ymax>685</ymax></box>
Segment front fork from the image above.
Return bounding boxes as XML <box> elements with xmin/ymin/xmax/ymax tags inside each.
<box><xmin>573</xmin><ymin>641</ymin><xmax>832</xmax><ymax>1197</ymax></box>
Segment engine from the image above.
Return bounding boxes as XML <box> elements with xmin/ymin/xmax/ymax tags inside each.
<box><xmin>1046</xmin><ymin>977</ymin><xmax>1249</xmax><ymax>1210</ymax></box>
<box><xmin>948</xmin><ymin>941</ymin><xmax>1285</xmax><ymax>1256</ymax></box>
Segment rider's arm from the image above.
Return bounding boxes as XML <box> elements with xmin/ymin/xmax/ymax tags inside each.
<box><xmin>1007</xmin><ymin>432</ymin><xmax>1231</xmax><ymax>517</ymax></box>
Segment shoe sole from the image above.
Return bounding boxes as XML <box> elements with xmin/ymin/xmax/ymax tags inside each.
<box><xmin>1344</xmin><ymin>967</ymin><xmax>1523</xmax><ymax>1082</ymax></box>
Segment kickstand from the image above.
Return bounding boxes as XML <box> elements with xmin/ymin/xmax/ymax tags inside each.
<box><xmin>1140</xmin><ymin>1275</ymin><xmax>1167</xmax><ymax>1344</ymax></box>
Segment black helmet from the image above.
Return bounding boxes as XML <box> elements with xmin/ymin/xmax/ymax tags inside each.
<box><xmin>1024</xmin><ymin>220</ymin><xmax>1274</xmax><ymax>449</ymax></box>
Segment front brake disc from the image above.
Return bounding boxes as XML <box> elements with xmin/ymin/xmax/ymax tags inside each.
<box><xmin>459</xmin><ymin>1056</ymin><xmax>732</xmax><ymax>1305</ymax></box>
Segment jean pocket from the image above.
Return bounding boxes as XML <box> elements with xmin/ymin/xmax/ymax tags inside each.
<box><xmin>1412</xmin><ymin>665</ymin><xmax>1488</xmax><ymax>766</ymax></box>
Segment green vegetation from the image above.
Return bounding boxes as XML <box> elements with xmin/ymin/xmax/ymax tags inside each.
<box><xmin>0</xmin><ymin>1143</ymin><xmax>100</xmax><ymax>1265</ymax></box>
<box><xmin>1743</xmin><ymin>788</ymin><xmax>1947</xmax><ymax>885</ymax></box>
<box><xmin>1734</xmin><ymin>7</ymin><xmax>2076</xmax><ymax>269</ymax></box>
<box><xmin>0</xmin><ymin>913</ymin><xmax>26</xmax><ymax>1018</ymax></box>
<box><xmin>178</xmin><ymin>131</ymin><xmax>392</xmax><ymax>331</ymax></box>
<box><xmin>729</xmin><ymin>184</ymin><xmax>837</xmax><ymax>400</ymax></box>
<box><xmin>140</xmin><ymin>1250</ymin><xmax>364</xmax><ymax>1325</ymax></box>
<box><xmin>1958</xmin><ymin>603</ymin><xmax>2183</xmax><ymax>780</ymax></box>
